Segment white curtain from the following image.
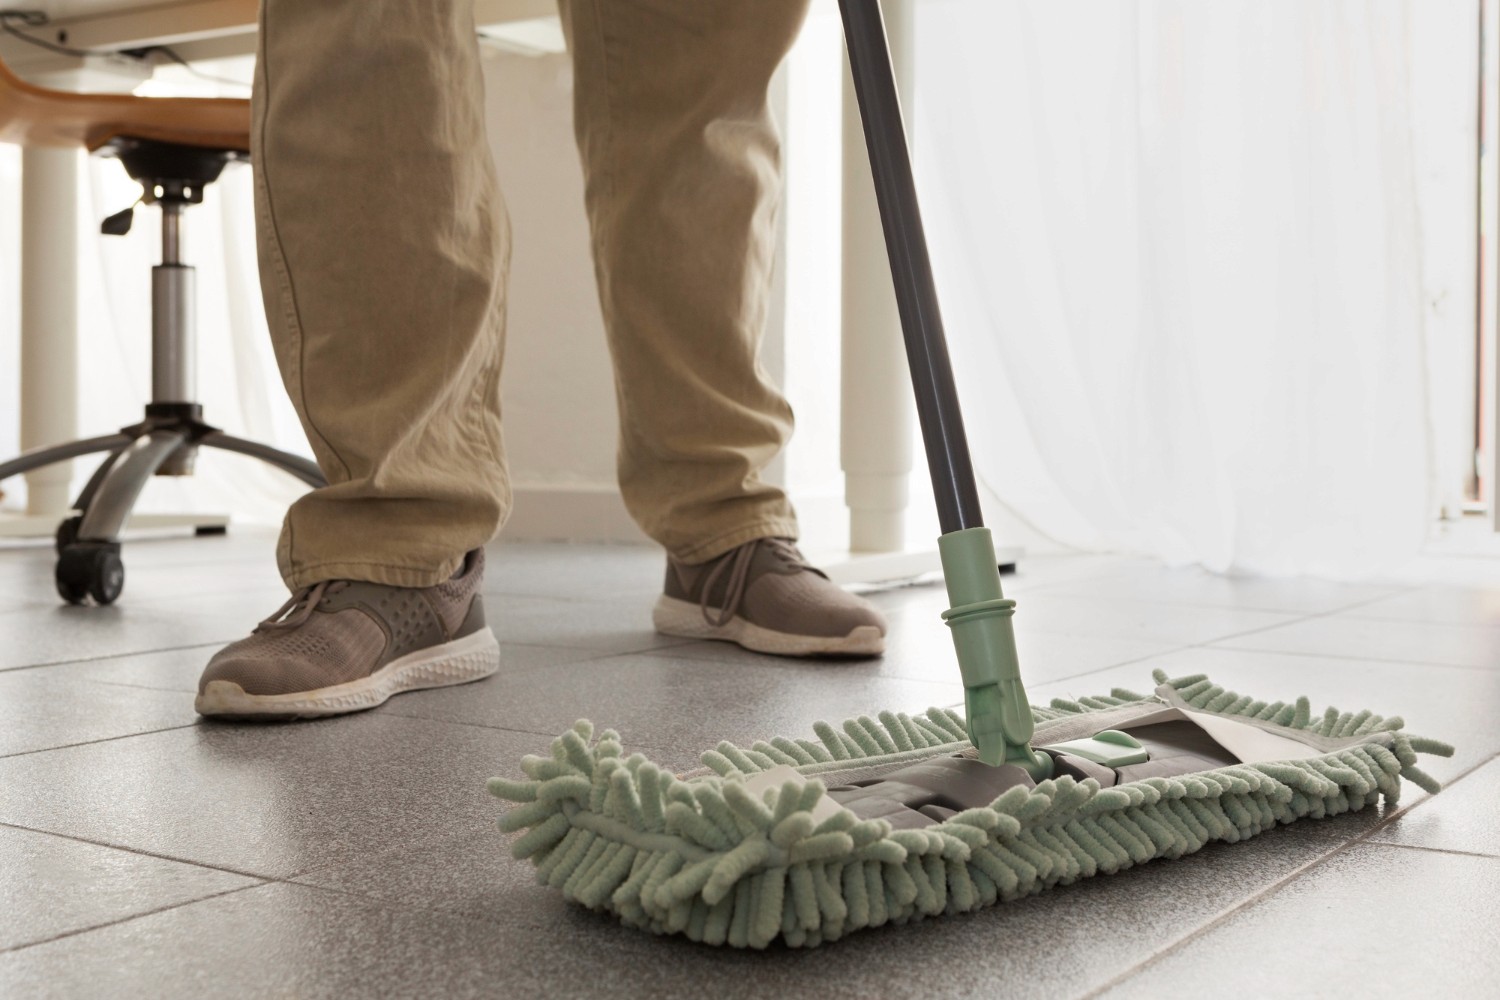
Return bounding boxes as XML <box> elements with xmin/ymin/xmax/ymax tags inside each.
<box><xmin>914</xmin><ymin>0</ymin><xmax>1472</xmax><ymax>578</ymax></box>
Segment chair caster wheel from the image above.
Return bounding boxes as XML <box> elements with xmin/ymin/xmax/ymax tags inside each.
<box><xmin>56</xmin><ymin>543</ymin><xmax>125</xmax><ymax>606</ymax></box>
<box><xmin>55</xmin><ymin>515</ymin><xmax>82</xmax><ymax>554</ymax></box>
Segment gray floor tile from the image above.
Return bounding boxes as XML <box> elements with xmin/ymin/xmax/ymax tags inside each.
<box><xmin>385</xmin><ymin>649</ymin><xmax>964</xmax><ymax>772</ymax></box>
<box><xmin>1371</xmin><ymin>755</ymin><xmax>1500</xmax><ymax>858</ymax></box>
<box><xmin>1035</xmin><ymin>562</ymin><xmax>1407</xmax><ymax>615</ymax></box>
<box><xmin>2</xmin><ymin>535</ymin><xmax>1497</xmax><ymax>997</ymax></box>
<box><xmin>999</xmin><ymin>552</ymin><xmax>1161</xmax><ymax>592</ymax></box>
<box><xmin>0</xmin><ymin>672</ymin><xmax>198</xmax><ymax>758</ymax></box>
<box><xmin>654</xmin><ymin>602</ymin><xmax>1173</xmax><ymax>689</ymax></box>
<box><xmin>0</xmin><ymin>572</ymin><xmax>56</xmax><ymax>614</ymax></box>
<box><xmin>0</xmin><ymin>532</ymin><xmax>281</xmax><ymax>603</ymax></box>
<box><xmin>1032</xmin><ymin>647</ymin><xmax>1498</xmax><ymax>789</ymax></box>
<box><xmin>1215</xmin><ymin>613</ymin><xmax>1500</xmax><ymax>671</ymax></box>
<box><xmin>0</xmin><ymin>600</ymin><xmax>252</xmax><ymax>672</ymax></box>
<box><xmin>1342</xmin><ymin>584</ymin><xmax>1500</xmax><ymax>627</ymax></box>
<box><xmin>1096</xmin><ymin>844</ymin><xmax>1500</xmax><ymax>1000</ymax></box>
<box><xmin>18</xmin><ymin>640</ymin><xmax>592</xmax><ymax>697</ymax></box>
<box><xmin>485</xmin><ymin>540</ymin><xmax>663</xmax><ymax>601</ymax></box>
<box><xmin>1006</xmin><ymin>592</ymin><xmax>1300</xmax><ymax>646</ymax></box>
<box><xmin>0</xmin><ymin>881</ymin><xmax>504</xmax><ymax>1000</ymax></box>
<box><xmin>293</xmin><ymin>813</ymin><xmax>1369</xmax><ymax>1000</ymax></box>
<box><xmin>6</xmin><ymin>645</ymin><xmax>218</xmax><ymax>693</ymax></box>
<box><xmin>0</xmin><ymin>825</ymin><xmax>256</xmax><ymax>951</ymax></box>
<box><xmin>485</xmin><ymin>591</ymin><xmax>693</xmax><ymax>654</ymax></box>
<box><xmin>105</xmin><ymin>559</ymin><xmax>286</xmax><ymax>606</ymax></box>
<box><xmin>0</xmin><ymin>713</ymin><xmax>539</xmax><ymax>879</ymax></box>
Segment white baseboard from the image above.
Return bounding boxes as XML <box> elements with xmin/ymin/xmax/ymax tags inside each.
<box><xmin>503</xmin><ymin>485</ymin><xmax>650</xmax><ymax>545</ymax></box>
<box><xmin>498</xmin><ymin>486</ymin><xmax>1024</xmax><ymax>589</ymax></box>
<box><xmin>0</xmin><ymin>511</ymin><xmax>230</xmax><ymax>543</ymax></box>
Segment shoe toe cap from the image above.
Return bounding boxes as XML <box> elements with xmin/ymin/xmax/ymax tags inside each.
<box><xmin>197</xmin><ymin>622</ymin><xmax>377</xmax><ymax>697</ymax></box>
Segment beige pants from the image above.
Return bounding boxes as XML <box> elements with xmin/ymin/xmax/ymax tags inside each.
<box><xmin>254</xmin><ymin>0</ymin><xmax>810</xmax><ymax>589</ymax></box>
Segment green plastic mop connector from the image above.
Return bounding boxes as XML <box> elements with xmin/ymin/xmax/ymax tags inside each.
<box><xmin>1044</xmin><ymin>730</ymin><xmax>1151</xmax><ymax>768</ymax></box>
<box><xmin>938</xmin><ymin>527</ymin><xmax>1054</xmax><ymax>778</ymax></box>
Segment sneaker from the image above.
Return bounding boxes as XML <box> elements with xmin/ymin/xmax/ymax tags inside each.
<box><xmin>196</xmin><ymin>549</ymin><xmax>499</xmax><ymax>720</ymax></box>
<box><xmin>653</xmin><ymin>537</ymin><xmax>886</xmax><ymax>656</ymax></box>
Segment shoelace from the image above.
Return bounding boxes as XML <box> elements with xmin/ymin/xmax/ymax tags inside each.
<box><xmin>254</xmin><ymin>580</ymin><xmax>351</xmax><ymax>633</ymax></box>
<box><xmin>697</xmin><ymin>537</ymin><xmax>820</xmax><ymax>627</ymax></box>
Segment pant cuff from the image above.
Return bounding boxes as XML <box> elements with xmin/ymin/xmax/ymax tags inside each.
<box><xmin>281</xmin><ymin>556</ymin><xmax>465</xmax><ymax>591</ymax></box>
<box><xmin>671</xmin><ymin>518</ymin><xmax>801</xmax><ymax>565</ymax></box>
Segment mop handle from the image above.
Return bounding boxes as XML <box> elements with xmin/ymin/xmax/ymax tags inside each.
<box><xmin>837</xmin><ymin>0</ymin><xmax>983</xmax><ymax>536</ymax></box>
<box><xmin>838</xmin><ymin>0</ymin><xmax>1051</xmax><ymax>777</ymax></box>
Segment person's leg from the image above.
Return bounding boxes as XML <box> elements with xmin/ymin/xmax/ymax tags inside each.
<box><xmin>559</xmin><ymin>1</ymin><xmax>886</xmax><ymax>656</ymax></box>
<box><xmin>558</xmin><ymin>0</ymin><xmax>805</xmax><ymax>564</ymax></box>
<box><xmin>255</xmin><ymin>0</ymin><xmax>510</xmax><ymax>590</ymax></box>
<box><xmin>196</xmin><ymin>0</ymin><xmax>504</xmax><ymax>717</ymax></box>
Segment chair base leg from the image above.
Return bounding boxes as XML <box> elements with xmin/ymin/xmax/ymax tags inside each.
<box><xmin>0</xmin><ymin>434</ymin><xmax>135</xmax><ymax>487</ymax></box>
<box><xmin>0</xmin><ymin>405</ymin><xmax>327</xmax><ymax>606</ymax></box>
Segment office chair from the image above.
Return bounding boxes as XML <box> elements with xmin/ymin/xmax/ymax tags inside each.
<box><xmin>0</xmin><ymin>55</ymin><xmax>325</xmax><ymax>605</ymax></box>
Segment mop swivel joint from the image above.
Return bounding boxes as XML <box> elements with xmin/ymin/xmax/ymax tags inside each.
<box><xmin>965</xmin><ymin>682</ymin><xmax>1054</xmax><ymax>777</ymax></box>
<box><xmin>938</xmin><ymin>528</ymin><xmax>1054</xmax><ymax>778</ymax></box>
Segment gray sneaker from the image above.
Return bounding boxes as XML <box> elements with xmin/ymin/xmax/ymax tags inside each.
<box><xmin>196</xmin><ymin>549</ymin><xmax>498</xmax><ymax>720</ymax></box>
<box><xmin>653</xmin><ymin>537</ymin><xmax>886</xmax><ymax>656</ymax></box>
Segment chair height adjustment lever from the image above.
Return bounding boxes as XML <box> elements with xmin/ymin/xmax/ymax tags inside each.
<box><xmin>101</xmin><ymin>194</ymin><xmax>146</xmax><ymax>237</ymax></box>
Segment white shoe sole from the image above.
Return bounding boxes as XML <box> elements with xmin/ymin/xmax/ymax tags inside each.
<box><xmin>195</xmin><ymin>627</ymin><xmax>501</xmax><ymax>720</ymax></box>
<box><xmin>652</xmin><ymin>596</ymin><xmax>884</xmax><ymax>657</ymax></box>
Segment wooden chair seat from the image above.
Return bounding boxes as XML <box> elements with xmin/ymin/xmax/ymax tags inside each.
<box><xmin>0</xmin><ymin>53</ymin><xmax>248</xmax><ymax>153</ymax></box>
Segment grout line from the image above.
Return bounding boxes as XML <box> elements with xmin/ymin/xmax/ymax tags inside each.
<box><xmin>0</xmin><ymin>641</ymin><xmax>228</xmax><ymax>675</ymax></box>
<box><xmin>1193</xmin><ymin>642</ymin><xmax>1500</xmax><ymax>675</ymax></box>
<box><xmin>0</xmin><ymin>723</ymin><xmax>200</xmax><ymax>761</ymax></box>
<box><xmin>0</xmin><ymin>882</ymin><xmax>267</xmax><ymax>956</ymax></box>
<box><xmin>1026</xmin><ymin>582</ymin><xmax>1428</xmax><ymax>653</ymax></box>
<box><xmin>1160</xmin><ymin>582</ymin><xmax>1499</xmax><ymax>671</ymax></box>
<box><xmin>979</xmin><ymin>643</ymin><xmax>1204</xmax><ymax>697</ymax></box>
<box><xmin>371</xmin><ymin>711</ymin><xmax>577</xmax><ymax>746</ymax></box>
<box><xmin>1076</xmin><ymin>837</ymin><xmax>1350</xmax><ymax>1000</ymax></box>
<box><xmin>1076</xmin><ymin>831</ymin><xmax>1377</xmax><ymax>998</ymax></box>
<box><xmin>367</xmin><ymin>710</ymin><xmax>721</xmax><ymax>766</ymax></box>
<box><xmin>1080</xmin><ymin>749</ymin><xmax>1500</xmax><ymax>998</ymax></box>
<box><xmin>246</xmin><ymin>875</ymin><xmax>535</xmax><ymax>934</ymax></box>
<box><xmin>0</xmin><ymin>821</ymin><xmax>270</xmax><ymax>880</ymax></box>
<box><xmin>365</xmin><ymin>708</ymin><xmax>702</xmax><ymax>763</ymax></box>
<box><xmin>1015</xmin><ymin>579</ymin><xmax>1423</xmax><ymax>619</ymax></box>
<box><xmin>63</xmin><ymin>676</ymin><xmax>198</xmax><ymax>696</ymax></box>
<box><xmin>1364</xmin><ymin>841</ymin><xmax>1500</xmax><ymax>862</ymax></box>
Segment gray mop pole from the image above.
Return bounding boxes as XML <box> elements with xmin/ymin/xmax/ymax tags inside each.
<box><xmin>837</xmin><ymin>0</ymin><xmax>1050</xmax><ymax>775</ymax></box>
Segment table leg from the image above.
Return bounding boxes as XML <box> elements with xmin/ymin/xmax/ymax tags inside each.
<box><xmin>19</xmin><ymin>146</ymin><xmax>81</xmax><ymax>517</ymax></box>
<box><xmin>840</xmin><ymin>0</ymin><xmax>915</xmax><ymax>553</ymax></box>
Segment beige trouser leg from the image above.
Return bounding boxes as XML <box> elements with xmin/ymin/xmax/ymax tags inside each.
<box><xmin>254</xmin><ymin>0</ymin><xmax>510</xmax><ymax>589</ymax></box>
<box><xmin>256</xmin><ymin>0</ymin><xmax>807</xmax><ymax>587</ymax></box>
<box><xmin>560</xmin><ymin>0</ymin><xmax>811</xmax><ymax>564</ymax></box>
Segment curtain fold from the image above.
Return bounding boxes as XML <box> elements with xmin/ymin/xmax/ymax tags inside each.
<box><xmin>915</xmin><ymin>0</ymin><xmax>1464</xmax><ymax>577</ymax></box>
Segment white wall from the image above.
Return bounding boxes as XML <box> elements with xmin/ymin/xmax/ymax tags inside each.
<box><xmin>479</xmin><ymin>46</ymin><xmax>805</xmax><ymax>545</ymax></box>
<box><xmin>479</xmin><ymin>51</ymin><xmax>630</xmax><ymax>537</ymax></box>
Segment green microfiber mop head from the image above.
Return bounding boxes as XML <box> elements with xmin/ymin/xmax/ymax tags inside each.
<box><xmin>488</xmin><ymin>670</ymin><xmax>1452</xmax><ymax>949</ymax></box>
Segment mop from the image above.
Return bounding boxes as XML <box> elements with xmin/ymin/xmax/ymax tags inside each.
<box><xmin>488</xmin><ymin>0</ymin><xmax>1453</xmax><ymax>948</ymax></box>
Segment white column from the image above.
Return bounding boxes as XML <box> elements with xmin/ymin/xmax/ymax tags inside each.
<box><xmin>19</xmin><ymin>146</ymin><xmax>81</xmax><ymax>516</ymax></box>
<box><xmin>840</xmin><ymin>0</ymin><xmax>916</xmax><ymax>553</ymax></box>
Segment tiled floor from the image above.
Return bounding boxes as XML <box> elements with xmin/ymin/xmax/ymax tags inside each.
<box><xmin>1</xmin><ymin>528</ymin><xmax>1497</xmax><ymax>999</ymax></box>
